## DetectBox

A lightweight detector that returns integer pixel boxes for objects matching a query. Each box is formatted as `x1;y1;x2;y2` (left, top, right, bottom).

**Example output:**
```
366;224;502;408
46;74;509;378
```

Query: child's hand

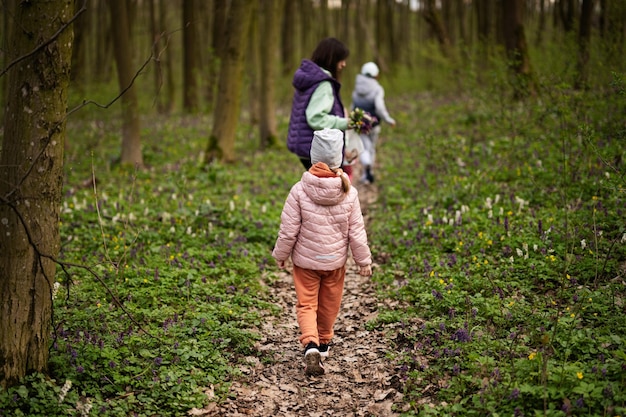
277;260;286;269
358;265;372;276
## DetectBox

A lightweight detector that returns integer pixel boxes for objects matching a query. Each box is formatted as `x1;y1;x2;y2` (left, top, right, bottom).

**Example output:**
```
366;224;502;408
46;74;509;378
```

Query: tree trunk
95;0;113;83
281;0;297;76
575;0;595;90
207;0;230;109
206;0;255;163
502;0;536;98
109;0;143;167
535;0;546;46
160;0;175;113
259;0;282;149
0;0;73;388
423;0;453;59
182;0;199;112
70;0;89;85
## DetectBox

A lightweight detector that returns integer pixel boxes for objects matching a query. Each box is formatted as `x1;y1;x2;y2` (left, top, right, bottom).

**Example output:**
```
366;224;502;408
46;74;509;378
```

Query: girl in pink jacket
272;128;372;376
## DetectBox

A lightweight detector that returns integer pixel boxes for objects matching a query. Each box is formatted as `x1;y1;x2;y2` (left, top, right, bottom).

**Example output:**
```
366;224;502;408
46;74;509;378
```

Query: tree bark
259;0;282;149
281;0;297;76
502;0;536;98
182;0;199;112
94;0;113;83
575;0;595;90
207;0;230;109
423;0;452;59
109;0;143;166
205;0;255;163
0;0;73;388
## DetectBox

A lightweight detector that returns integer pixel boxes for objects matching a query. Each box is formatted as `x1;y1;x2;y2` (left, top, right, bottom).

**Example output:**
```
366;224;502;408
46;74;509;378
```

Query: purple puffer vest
287;60;345;159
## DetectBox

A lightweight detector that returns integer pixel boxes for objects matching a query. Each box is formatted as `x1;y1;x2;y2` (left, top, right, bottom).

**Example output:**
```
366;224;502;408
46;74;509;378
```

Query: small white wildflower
621;233;626;244
516;248;524;257
509;256;515;263
605;172;610;179
499;207;504;216
229;200;235;211
455;210;462;223
598;231;603;237
144;207;149;216
171;193;178;201
58;379;72;403
488;209;493;219
449;219;454;226
461;205;470;213
485;197;493;210
423;208;429;215
245;200;250;209
188;193;194;201
111;213;120;223
442;216;448;224
261;204;267;213
128;213;136;222
52;282;61;299
161;212;171;223
523;243;528;251
169;226;175;233
186;227;192;235
581;239;587;249
427;214;433;223
533;244;538;251
495;194;501;204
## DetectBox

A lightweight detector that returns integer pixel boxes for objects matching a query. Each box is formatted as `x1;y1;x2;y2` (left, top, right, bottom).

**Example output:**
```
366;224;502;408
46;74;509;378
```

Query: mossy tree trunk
182;0;199;113
502;0;537;98
109;0;143;167
259;0;282;149
0;0;74;388
205;0;255;163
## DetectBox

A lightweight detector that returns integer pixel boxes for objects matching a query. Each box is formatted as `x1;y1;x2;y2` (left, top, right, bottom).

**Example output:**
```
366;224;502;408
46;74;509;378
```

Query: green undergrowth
367;73;626;415
1;66;625;417
1;111;304;416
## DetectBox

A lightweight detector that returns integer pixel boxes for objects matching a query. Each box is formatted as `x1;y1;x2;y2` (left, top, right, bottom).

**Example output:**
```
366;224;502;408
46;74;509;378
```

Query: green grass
368;73;626;416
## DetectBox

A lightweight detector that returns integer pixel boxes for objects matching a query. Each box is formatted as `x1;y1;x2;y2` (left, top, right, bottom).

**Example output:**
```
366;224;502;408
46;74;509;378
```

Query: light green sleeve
305;81;349;131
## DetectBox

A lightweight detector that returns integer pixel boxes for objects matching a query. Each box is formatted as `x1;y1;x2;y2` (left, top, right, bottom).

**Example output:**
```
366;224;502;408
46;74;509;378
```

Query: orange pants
292;264;346;347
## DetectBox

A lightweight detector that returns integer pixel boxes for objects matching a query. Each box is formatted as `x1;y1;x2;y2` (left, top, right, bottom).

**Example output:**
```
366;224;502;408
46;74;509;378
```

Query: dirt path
191;180;407;416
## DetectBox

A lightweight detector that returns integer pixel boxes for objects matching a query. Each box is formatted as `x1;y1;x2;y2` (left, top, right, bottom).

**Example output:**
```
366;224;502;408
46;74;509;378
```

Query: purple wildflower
154;357;163;366
576;397;584;408
509;388;520;400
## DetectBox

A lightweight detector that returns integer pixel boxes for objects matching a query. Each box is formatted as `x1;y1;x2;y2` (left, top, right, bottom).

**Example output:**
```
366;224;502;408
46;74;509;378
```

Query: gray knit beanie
310;128;344;169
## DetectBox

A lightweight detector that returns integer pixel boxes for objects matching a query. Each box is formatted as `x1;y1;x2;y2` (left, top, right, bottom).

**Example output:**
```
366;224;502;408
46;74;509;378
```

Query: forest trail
190;177;410;416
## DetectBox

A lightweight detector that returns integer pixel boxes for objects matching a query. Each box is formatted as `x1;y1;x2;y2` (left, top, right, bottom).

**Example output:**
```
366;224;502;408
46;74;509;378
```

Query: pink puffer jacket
272;169;372;271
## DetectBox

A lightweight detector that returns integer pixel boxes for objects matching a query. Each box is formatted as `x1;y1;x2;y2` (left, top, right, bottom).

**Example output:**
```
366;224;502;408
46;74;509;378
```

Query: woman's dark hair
311;37;349;79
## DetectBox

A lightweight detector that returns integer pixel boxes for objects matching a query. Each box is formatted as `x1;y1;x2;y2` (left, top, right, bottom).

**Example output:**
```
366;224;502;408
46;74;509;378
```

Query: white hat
361;62;379;77
310;128;344;169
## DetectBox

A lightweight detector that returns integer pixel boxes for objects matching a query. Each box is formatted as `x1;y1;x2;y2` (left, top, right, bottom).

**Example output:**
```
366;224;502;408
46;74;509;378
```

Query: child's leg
292;265;322;346
317;265;346;344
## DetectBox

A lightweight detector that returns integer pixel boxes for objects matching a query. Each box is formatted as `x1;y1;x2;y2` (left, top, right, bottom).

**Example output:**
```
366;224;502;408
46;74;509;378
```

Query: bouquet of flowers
348;108;377;135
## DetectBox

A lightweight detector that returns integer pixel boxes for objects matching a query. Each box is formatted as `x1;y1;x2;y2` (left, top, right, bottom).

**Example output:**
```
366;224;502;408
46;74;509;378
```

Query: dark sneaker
303;342;325;376
365;167;375;184
318;343;330;358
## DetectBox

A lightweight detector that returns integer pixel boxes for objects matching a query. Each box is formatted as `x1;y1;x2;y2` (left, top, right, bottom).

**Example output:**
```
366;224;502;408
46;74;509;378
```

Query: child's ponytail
332;168;351;193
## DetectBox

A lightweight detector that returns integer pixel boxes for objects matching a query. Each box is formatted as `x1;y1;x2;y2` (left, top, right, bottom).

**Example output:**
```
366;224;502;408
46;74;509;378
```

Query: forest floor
189;169;426;416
